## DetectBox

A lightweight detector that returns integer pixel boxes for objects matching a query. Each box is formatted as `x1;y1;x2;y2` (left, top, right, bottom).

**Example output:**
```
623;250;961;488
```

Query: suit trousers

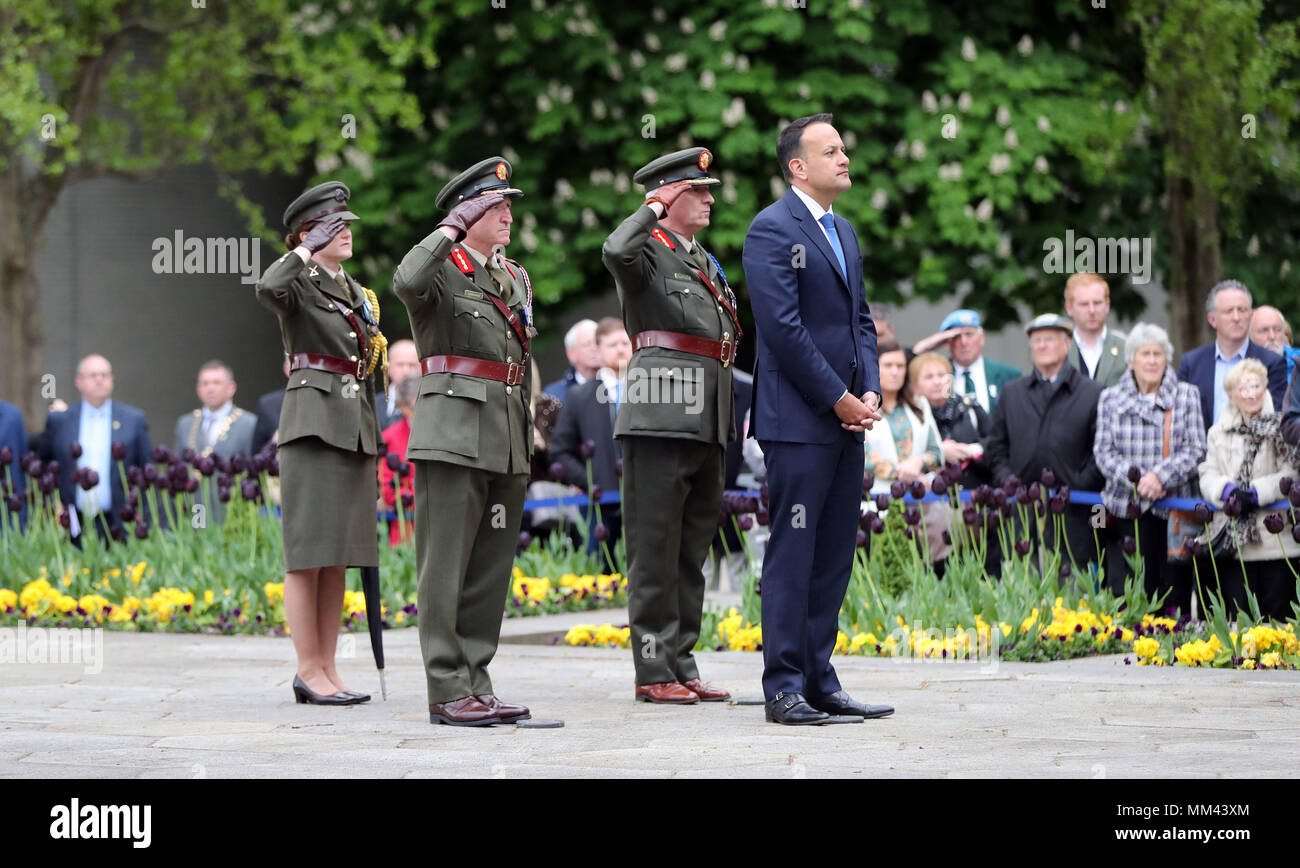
413;459;527;704
622;436;724;685
758;433;864;701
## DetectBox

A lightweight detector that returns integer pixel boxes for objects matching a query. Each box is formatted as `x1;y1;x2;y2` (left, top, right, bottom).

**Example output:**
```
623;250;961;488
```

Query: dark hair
878;339;924;417
198;359;234;381
595;316;626;343
777;113;835;182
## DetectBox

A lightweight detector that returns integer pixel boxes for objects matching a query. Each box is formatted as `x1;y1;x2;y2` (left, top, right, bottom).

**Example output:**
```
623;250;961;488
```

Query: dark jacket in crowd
931;393;993;488
251;389;283;456
985;365;1105;565
548;377;621;495
1177;340;1287;432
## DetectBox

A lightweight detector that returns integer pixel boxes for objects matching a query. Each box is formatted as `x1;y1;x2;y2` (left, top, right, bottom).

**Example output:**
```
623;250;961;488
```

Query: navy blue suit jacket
36;400;151;526
1176;340;1287;430
742;188;880;444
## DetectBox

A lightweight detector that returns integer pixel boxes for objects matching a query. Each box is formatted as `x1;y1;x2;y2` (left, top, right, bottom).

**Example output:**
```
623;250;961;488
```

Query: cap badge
495;162;508;181
698;151;711;171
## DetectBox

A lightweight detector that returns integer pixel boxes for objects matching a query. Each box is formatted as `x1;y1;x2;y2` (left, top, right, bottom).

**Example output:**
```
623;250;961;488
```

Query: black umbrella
359;565;387;699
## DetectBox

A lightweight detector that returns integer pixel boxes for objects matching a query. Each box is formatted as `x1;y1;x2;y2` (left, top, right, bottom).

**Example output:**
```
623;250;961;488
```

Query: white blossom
665;53;686;72
630;51;645;69
1099;204;1111;222
909;139;927;160
681;17;695;34
962;37;977;61
1004;129;1018;150
642;87;658;106
1033;155;1049;173
1037;115;1050;133
736;55;750;72
608;61;623;81
722;97;746;127
1281;260;1291;279
1018;35;1033;56
645;33;660;51
1113;100;1128;114
537;94;552;112
1247;235;1260;257
652;6;666;21
700;69;716;90
922;90;938;113
957;92;972;112
709;21;727;40
975;198;993;222
938;162;962;181
940;94;953;109
900;212;913;228
871;189;888;210
1069;32;1080;51
989;153;1011;175
997;233;1012;258
842;130;857;149
797;82;812;100
996;105;1011;127
581;208;597;229
614;174;630;194
894;139;908;158
548;229;564;244
723;171;738;204
554;179;575;202
592;100;607;120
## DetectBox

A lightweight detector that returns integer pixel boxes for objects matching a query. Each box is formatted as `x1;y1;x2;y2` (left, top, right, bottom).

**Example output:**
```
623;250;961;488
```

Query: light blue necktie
819;213;847;279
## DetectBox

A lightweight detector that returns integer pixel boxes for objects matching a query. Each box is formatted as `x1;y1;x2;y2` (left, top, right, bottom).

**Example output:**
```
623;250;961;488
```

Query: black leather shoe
809;690;893;719
292;675;360;706
765;692;831;725
344;690;371;703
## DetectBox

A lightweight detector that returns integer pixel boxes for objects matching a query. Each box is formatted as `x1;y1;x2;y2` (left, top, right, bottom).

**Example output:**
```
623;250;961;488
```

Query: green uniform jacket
984;358;1022;412
392;231;533;476
255;252;381;455
602;204;737;446
1068;328;1128;390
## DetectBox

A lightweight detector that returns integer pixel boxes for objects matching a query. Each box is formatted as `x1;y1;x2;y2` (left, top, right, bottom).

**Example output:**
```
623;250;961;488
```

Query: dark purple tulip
0;446;10;465
973;484;992;505
6;495;21;512
48;459;63;478
215;455;232;475
890;480;906;499
870;515;886;534
1040;468;1056;488
241;480;260;501
1127;465;1142;484
154;476;172;493
1292;525;1300;544
1189;539;1205;557
756;508;770;527
120;505;136;523
230;455;247;474
1125;502;1140;519
217;473;234;489
1057;484;1070;500
143;464;159;483
1058;562;1072;578
151;445;170;464
744;495;760;513
517;531;532;549
126;491;139;509
1000;502;1015;517
181;448;196;464
1015;487;1032;505
1033;500;1045;517
1222;497;1241;518
185;478;198;493
399;462;412;479
909;479;926;500
58;511;71;528
196;457;215;477
593;523;609;541
862;472;875;492
1290;488;1300;509
615;459;624;478
134;522;150;540
855;529;867;547
125;466;143;487
78;469;99;490
217;487;231;503
738;514;754;531
250;453;268;474
962;506;979;526
1004;475;1020;495
875;493;891;512
1280;477;1293;497
590;485;604;502
385;453;402;472
1049;494;1066;514
579;439;596;459
110;525;127;543
986;512;1001;531
1122;536;1137;556
548;461;565;482
267;458;279;477
992;489;1007;508
400;492;414;509
1015;539;1032;556
1028;482;1041;502
1194;502;1211;523
941;530;952;546
1263;512;1285;534
931;476;948;496
903;526;914;541
39;474;56;495
68;441;83;460
904;506;921;526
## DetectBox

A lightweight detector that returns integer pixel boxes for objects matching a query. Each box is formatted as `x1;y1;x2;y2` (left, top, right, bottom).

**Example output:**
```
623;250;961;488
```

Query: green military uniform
255;181;385;571
392;157;535;706
601;147;740;686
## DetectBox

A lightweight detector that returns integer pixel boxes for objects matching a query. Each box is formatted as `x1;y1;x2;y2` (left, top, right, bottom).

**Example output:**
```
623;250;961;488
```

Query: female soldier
256;182;388;705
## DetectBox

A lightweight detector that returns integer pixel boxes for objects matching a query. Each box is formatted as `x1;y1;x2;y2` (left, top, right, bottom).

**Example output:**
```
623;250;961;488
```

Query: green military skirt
278;436;379;572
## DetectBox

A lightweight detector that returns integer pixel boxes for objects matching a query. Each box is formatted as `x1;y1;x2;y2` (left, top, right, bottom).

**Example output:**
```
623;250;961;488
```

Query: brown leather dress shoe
429;696;498;726
475;694;531;724
635;682;700;704
681;678;730;702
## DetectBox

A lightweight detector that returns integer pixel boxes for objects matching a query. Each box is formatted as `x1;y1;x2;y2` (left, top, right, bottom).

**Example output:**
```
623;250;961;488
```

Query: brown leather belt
290;352;365;378
633;329;737;367
420;354;526;385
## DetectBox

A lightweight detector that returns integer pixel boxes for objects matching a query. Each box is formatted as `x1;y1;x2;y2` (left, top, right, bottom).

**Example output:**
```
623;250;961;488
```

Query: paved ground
2;609;1298;778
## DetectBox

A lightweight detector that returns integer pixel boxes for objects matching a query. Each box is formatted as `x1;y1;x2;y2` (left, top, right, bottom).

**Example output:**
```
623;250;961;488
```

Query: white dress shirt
1075;326;1108;379
76;400;113;513
952;357;992;414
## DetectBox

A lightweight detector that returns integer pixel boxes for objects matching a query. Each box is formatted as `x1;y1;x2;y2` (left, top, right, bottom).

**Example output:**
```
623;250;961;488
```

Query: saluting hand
647;179;695;214
301;215;348;253
438;193;505;241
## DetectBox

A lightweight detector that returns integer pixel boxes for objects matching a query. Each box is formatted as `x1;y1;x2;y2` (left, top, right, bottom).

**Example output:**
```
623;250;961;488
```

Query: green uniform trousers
414;459;527;704
621;435;725;685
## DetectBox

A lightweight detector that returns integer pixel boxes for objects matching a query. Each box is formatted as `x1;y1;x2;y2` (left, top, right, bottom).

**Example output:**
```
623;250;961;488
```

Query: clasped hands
835;391;882;432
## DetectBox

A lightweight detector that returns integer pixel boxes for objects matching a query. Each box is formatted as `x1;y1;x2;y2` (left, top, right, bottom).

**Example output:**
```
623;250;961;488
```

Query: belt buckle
506;361;521;385
719;338;732;368
356;358;366;379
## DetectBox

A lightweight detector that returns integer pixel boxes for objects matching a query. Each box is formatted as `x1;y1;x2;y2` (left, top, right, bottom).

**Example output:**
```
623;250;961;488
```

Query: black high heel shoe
343;690;371;703
292;675;359;705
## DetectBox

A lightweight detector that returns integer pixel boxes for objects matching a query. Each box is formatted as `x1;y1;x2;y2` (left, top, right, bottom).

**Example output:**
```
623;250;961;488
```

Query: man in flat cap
602;146;739;705
985;313;1105;570
393;157;537;726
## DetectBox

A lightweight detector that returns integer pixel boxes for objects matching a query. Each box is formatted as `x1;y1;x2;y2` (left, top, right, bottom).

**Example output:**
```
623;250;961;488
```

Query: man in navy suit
34;354;151;541
743;114;894;725
1176;280;1287;431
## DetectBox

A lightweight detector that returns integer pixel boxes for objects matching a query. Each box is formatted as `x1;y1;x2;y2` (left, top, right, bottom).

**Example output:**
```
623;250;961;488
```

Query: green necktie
487;253;519;306
963;369;976;396
688;243;710;275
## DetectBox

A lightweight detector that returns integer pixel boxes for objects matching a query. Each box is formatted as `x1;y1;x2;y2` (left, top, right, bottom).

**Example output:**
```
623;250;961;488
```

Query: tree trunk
1165;173;1222;356
0;172;45;425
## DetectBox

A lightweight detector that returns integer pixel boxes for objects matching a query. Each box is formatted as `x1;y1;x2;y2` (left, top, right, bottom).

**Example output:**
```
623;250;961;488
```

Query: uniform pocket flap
419;372;489;402
287;368;333;393
664;278;698;296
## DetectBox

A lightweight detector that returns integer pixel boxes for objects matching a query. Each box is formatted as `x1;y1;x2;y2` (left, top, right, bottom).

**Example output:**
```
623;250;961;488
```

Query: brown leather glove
437;193;505;240
300;215;348;253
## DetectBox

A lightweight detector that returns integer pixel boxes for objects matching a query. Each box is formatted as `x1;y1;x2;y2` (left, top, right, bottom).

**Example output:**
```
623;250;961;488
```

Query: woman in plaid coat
1093;323;1206;609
